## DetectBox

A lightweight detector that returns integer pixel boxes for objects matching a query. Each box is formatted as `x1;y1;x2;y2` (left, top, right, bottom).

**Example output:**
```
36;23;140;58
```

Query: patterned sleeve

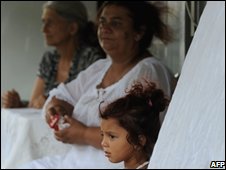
82;47;105;68
37;51;56;80
68;46;105;82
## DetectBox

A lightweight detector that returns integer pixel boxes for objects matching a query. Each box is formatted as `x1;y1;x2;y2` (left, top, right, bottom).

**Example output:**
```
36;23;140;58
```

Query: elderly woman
2;1;104;109
21;1;175;168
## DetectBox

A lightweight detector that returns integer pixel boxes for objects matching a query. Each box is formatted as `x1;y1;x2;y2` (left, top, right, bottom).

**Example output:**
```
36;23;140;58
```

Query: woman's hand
54;115;87;144
54;115;102;149
46;97;102;148
2;89;22;108
45;96;74;124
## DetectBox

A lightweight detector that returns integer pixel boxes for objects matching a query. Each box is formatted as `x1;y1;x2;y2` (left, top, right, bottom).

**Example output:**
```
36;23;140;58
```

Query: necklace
136;161;149;169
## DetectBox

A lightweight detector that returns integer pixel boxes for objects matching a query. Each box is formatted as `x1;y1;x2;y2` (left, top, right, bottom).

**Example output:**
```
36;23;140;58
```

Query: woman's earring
135;35;141;41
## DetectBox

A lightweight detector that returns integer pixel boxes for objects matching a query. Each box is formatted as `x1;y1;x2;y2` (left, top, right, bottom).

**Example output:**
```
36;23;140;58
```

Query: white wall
150;1;186;75
149;1;225;168
1;1;97;102
1;1;184;103
1;1;46;101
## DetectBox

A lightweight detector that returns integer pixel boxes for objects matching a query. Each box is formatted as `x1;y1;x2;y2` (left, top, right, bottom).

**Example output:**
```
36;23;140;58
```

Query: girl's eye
109;135;114;139
109;134;117;140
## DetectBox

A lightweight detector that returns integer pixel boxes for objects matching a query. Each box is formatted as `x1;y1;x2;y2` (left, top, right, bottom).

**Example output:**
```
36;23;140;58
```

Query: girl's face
97;5;139;57
100;118;139;167
41;8;77;47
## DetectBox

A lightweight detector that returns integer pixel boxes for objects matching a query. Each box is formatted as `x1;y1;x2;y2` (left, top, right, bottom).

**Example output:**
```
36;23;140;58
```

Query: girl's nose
101;136;108;147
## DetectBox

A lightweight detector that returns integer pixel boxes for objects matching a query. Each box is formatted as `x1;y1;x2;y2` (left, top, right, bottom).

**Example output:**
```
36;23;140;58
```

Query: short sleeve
67;46;105;83
37;51;57;80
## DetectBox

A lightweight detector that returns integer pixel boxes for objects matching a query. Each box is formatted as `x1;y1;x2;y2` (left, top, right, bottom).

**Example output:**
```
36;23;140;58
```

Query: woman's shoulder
78;46;105;59
136;56;163;69
41;50;59;62
139;56;162;64
85;58;110;72
38;50;58;68
138;56;173;71
74;58;110;84
134;56;173;76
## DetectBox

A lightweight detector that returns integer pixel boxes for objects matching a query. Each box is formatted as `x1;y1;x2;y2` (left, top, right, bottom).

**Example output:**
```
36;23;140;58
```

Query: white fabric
43;57;174;124
20;57;175;169
1;108;71;169
149;1;225;169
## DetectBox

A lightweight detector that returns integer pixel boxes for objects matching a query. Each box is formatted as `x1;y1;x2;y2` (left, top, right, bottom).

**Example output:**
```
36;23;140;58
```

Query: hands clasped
46;97;87;144
53;115;87;144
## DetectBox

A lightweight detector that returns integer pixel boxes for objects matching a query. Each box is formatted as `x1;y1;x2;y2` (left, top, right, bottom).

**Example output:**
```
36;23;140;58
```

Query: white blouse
26;57;174;169
45;57;174;126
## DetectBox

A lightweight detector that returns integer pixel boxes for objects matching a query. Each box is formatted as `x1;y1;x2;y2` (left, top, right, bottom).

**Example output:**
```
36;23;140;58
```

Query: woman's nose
99;23;112;33
42;24;47;33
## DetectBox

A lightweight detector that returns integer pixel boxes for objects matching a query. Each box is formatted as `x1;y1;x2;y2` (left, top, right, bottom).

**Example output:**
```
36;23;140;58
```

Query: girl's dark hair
97;1;173;54
99;81;169;158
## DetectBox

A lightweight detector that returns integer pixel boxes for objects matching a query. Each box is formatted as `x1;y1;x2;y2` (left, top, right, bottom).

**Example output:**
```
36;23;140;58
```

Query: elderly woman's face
97;5;139;55
41;8;77;47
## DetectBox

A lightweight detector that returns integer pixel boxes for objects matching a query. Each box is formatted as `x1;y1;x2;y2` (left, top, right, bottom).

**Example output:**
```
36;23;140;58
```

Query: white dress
21;57;174;169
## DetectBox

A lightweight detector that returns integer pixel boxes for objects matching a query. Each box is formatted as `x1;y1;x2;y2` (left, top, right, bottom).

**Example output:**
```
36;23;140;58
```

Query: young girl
100;81;169;169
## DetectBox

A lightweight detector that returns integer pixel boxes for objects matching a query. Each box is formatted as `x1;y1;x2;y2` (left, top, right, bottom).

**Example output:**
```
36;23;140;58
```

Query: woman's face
41;8;77;47
97;5;139;56
100;118;138;166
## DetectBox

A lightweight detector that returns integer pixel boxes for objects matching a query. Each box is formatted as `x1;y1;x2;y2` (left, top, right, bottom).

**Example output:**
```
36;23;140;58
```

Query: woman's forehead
100;5;132;20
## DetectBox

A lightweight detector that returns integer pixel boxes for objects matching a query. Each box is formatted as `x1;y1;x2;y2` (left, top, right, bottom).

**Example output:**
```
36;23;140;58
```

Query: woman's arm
83;126;102;149
28;77;46;108
2;77;46;108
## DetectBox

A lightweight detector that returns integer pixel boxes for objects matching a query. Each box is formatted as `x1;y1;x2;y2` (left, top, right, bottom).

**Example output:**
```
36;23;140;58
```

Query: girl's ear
134;135;147;151
139;135;147;146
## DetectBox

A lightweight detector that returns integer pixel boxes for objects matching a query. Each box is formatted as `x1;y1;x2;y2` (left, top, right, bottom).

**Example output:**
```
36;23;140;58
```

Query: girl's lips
104;151;111;157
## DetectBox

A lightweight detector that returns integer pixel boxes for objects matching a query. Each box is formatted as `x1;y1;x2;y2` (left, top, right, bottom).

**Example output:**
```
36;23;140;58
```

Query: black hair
97;1;173;55
99;81;169;158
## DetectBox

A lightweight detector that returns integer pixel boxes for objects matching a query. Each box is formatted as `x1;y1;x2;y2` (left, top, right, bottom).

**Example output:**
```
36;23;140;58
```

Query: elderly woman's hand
54;115;87;144
2;89;23;108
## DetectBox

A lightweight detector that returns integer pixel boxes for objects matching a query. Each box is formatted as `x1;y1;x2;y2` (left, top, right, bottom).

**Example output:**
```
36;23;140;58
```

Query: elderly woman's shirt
37;46;104;97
